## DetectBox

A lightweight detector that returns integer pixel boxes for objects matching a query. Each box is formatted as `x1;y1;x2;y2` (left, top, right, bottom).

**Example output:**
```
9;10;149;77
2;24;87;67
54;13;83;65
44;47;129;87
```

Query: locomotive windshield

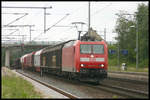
80;44;104;54
80;44;91;54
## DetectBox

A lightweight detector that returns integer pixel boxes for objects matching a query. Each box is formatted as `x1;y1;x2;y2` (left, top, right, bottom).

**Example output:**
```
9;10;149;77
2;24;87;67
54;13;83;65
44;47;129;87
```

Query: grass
112;95;119;99
2;70;43;98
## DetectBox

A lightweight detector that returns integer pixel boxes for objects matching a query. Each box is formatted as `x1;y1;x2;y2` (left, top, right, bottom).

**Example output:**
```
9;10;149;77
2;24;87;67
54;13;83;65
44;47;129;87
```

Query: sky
2;1;149;43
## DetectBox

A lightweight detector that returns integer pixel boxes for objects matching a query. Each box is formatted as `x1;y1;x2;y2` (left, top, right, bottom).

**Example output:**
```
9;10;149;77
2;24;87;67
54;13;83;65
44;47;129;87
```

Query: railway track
15;70;78;99
10;68;148;98
97;83;148;98
109;71;148;76
108;71;148;85
81;80;148;98
107;76;148;85
98;73;148;98
80;73;148;98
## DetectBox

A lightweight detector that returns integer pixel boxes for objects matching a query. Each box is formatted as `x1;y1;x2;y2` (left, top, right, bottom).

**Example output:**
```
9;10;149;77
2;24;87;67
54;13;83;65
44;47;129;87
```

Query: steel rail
8;67;148;98
108;71;148;76
102;84;148;96
107;76;148;85
16;70;78;99
81;82;148;98
98;83;148;98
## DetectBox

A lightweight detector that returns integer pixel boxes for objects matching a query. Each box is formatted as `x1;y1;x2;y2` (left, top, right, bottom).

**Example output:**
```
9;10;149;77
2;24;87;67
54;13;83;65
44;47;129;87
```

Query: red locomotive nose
75;40;108;72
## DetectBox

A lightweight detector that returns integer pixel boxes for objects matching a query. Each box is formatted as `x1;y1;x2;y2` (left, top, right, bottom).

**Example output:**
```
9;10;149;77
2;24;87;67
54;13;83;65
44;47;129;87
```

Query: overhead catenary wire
6;29;19;36
91;3;112;16
82;3;112;23
46;13;70;32
2;6;52;42
32;13;70;41
2;13;28;15
2;28;15;30
2;25;34;42
57;24;75;36
3;13;28;27
2;6;52;9
2;30;19;41
51;5;87;40
34;24;75;42
2;3;112;43
2;4;87;43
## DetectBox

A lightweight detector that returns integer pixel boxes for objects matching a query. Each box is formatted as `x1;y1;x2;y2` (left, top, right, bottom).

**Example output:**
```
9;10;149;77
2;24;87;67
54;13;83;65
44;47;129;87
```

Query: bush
108;58;118;66
139;59;149;68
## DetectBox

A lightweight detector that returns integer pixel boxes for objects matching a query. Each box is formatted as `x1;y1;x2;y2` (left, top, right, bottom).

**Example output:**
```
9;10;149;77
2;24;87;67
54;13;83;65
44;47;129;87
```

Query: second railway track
96;83;148;98
109;71;148;76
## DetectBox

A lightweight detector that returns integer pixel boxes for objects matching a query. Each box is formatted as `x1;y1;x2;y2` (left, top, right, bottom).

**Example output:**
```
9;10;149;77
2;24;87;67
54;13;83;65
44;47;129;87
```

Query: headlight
101;64;104;67
81;64;84;67
81;64;85;67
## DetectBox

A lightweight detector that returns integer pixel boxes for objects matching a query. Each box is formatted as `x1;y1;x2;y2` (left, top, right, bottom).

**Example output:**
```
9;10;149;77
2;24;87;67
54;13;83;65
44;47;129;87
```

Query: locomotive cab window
80;44;104;54
93;44;104;54
80;44;92;54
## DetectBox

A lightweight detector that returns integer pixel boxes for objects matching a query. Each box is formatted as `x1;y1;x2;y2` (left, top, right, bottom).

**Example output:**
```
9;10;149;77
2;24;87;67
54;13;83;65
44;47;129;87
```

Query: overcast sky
2;1;148;43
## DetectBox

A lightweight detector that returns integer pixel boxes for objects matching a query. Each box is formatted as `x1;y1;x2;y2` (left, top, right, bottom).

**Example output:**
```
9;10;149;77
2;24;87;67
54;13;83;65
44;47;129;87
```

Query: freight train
18;39;108;83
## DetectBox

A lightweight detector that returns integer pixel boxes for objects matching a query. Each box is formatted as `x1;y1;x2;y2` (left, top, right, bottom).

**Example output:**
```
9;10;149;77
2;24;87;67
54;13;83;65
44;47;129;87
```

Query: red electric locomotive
20;39;108;83
62;40;108;82
20;28;108;83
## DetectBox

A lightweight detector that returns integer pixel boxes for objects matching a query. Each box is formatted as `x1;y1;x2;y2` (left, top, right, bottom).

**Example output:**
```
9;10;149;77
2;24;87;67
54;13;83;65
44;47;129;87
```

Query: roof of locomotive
75;40;108;48
76;40;106;44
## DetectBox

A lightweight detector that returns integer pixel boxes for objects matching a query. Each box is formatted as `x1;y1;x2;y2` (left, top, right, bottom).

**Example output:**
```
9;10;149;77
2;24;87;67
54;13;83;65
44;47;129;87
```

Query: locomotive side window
93;44;104;54
80;44;92;54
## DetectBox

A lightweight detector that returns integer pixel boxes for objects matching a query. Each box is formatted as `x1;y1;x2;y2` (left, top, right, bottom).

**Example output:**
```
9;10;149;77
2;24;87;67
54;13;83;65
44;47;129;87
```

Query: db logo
90;58;95;61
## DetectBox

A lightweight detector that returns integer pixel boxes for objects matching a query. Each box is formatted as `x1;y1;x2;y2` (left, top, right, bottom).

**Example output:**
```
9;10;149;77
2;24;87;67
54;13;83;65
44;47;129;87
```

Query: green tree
115;10;136;64
114;3;149;68
135;3;149;67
